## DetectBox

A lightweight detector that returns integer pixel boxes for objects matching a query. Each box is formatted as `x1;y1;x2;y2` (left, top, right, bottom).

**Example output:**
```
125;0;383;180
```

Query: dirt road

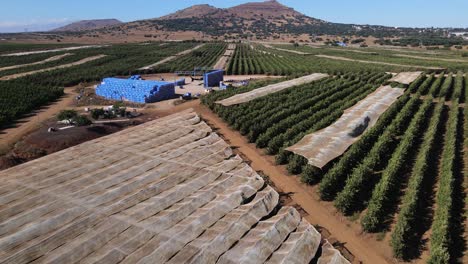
0;53;72;72
1;45;107;56
316;54;445;71
263;44;311;55
0;88;77;153
328;48;377;54
213;44;236;70
139;44;205;70
395;53;468;63
0;55;107;80
194;104;393;264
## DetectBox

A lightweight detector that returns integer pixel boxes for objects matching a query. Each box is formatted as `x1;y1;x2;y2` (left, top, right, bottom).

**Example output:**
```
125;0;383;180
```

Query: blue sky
1;0;467;32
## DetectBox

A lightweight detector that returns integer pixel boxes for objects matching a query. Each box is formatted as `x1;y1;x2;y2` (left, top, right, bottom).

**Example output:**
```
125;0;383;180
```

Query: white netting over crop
287;86;405;169
0;109;348;264
216;73;329;106
389;72;423;85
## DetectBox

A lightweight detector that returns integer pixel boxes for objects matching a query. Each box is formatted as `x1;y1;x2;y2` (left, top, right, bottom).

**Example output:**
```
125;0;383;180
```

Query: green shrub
91;108;105;120
57;110;78;121
74;115;92;126
301;165;322;184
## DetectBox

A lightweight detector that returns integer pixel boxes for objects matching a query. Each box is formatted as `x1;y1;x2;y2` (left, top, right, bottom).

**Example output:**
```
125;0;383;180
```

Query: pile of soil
73;86;145;108
0;120;140;171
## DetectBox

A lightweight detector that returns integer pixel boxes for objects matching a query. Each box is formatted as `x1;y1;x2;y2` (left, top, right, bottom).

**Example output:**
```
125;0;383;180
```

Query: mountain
52;19;122;32
226;0;303;18
115;0;327;40
24;0;451;43
160;0;310;21
160;4;219;20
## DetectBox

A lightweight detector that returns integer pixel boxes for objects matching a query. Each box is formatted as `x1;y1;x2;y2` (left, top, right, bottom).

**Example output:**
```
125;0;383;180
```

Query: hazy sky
1;0;467;32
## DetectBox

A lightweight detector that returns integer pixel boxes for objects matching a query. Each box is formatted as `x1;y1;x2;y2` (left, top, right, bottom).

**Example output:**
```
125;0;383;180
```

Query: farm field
0;43;88;55
0;53;72;71
139;43;206;70
0;41;431;130
0;42;196;127
217;73;329;106
2;0;468;263
1;40;468;263
153;43;227;72
0;110;350;263
202;71;467;263
225;43;468;76
274;44;468;72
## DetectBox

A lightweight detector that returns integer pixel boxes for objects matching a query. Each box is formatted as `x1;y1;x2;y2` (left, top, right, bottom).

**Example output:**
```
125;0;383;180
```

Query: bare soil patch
0;121;132;170
0;87;77;154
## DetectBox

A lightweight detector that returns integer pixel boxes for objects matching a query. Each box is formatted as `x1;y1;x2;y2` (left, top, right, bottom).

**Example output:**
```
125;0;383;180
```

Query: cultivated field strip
0;42;194;127
205;73;392;165
315;55;445;71
286;85;405;168
0;54;107;81
0;110;348;264
0;45;108;57
204;72;467;262
154;43;227;72
0;53;72;72
216;73;329;106
139;44;205;70
395;53;468;63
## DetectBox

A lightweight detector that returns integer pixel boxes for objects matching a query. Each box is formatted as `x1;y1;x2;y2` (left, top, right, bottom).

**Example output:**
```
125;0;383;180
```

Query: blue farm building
204;70;224;88
96;76;175;103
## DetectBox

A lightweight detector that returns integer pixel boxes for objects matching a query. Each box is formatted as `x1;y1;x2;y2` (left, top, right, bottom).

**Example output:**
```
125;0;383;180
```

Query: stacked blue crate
96;77;175;103
129;75;142;80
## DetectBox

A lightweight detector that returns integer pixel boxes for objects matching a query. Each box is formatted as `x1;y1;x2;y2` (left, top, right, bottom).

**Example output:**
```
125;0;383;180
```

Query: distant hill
11;0;463;43
159;4;219;20
111;0;423;40
52;19;122;32
119;0;329;39
159;0;316;21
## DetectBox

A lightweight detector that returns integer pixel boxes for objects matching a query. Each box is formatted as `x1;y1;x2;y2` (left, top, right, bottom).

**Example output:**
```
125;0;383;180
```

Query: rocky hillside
117;0;326;39
227;0;306;19
52;19;122;32
46;0;440;42
159;4;219;20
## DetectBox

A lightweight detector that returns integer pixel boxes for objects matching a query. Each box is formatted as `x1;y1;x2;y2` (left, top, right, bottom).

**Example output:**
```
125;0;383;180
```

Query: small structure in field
96;76;175;103
204;70;224;88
